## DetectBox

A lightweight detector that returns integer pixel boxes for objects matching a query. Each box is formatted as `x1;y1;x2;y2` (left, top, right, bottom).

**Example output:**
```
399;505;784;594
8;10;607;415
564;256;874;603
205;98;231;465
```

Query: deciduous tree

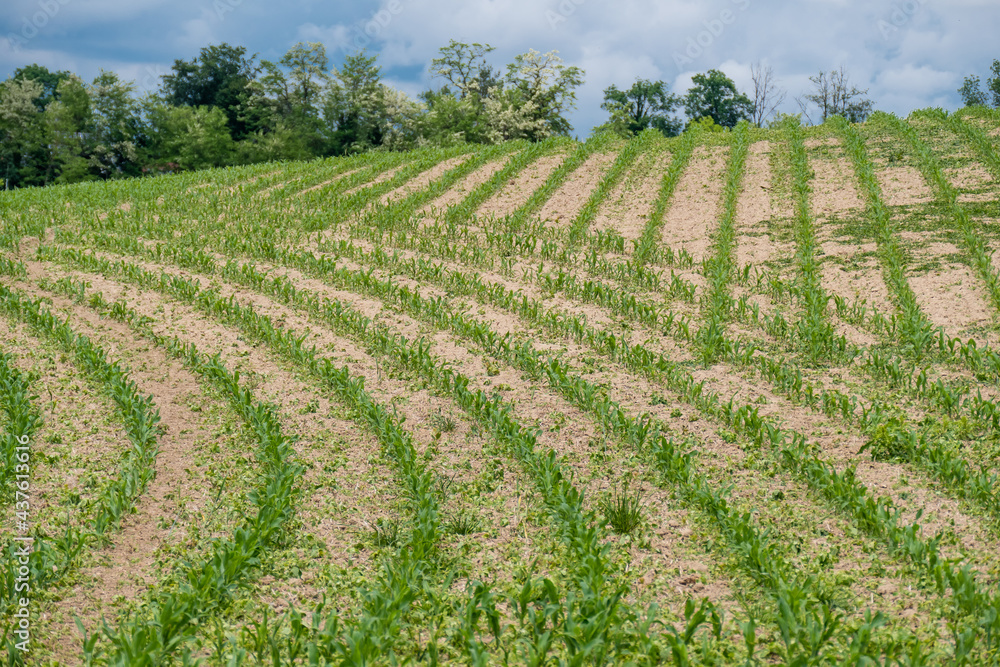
160;43;257;139
749;61;786;127
800;66;873;123
600;78;681;137
683;69;752;128
958;60;1000;108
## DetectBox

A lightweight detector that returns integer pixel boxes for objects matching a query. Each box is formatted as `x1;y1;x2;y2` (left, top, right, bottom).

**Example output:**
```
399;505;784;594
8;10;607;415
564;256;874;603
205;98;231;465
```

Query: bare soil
660;145;729;262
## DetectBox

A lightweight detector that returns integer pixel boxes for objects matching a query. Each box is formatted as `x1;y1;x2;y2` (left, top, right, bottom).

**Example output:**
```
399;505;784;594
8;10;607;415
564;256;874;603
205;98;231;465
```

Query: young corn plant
877;110;1000;317
631;128;698;265
696;120;750;365
830;114;938;359
58;241;918;661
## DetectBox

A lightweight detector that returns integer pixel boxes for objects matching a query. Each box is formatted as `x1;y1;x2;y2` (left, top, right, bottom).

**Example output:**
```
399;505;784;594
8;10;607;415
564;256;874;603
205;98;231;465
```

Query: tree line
0;40;878;188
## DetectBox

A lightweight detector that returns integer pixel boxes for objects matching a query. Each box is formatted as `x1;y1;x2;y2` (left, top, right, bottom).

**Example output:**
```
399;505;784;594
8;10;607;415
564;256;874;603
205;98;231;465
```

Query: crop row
0;272;162;618
60;218;1000;531
877;110;1000;316
697;122;748;365
32;278;452;665
36;248;698;662
179;240;1000;663
41;241;927;662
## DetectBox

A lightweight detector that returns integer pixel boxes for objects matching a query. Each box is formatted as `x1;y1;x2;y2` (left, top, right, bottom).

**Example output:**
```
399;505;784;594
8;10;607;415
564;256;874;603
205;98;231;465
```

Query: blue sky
1;0;997;137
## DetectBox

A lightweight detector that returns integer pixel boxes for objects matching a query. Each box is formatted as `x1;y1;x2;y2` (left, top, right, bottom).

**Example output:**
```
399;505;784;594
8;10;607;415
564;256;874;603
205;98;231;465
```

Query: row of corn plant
0;351;41;503
21;286;305;664
81;220;1000;497
937;110;1000;179
782;118;843;362
62;227;1000;536
354;143;522;233
830;115;939;358
47;211;984;660
69;241;943;662
0;276;161;591
877;110;1000;315
38;281;450;665
696;121;750;365
37;272;472;663
38;244;738;662
191;241;1000;662
441;137;569;226
565;129;660;247
293;144;479;232
631;128;699;265
262;149;396;204
956;105;1000;129
504;131;617;228
0;344;46;634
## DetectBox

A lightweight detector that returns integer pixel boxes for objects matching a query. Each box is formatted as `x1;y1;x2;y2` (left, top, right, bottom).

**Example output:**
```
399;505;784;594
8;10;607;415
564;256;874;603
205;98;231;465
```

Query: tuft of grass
600;479;644;535
428;410;456;433
371;518;400;547
446;511;481;535
859;421;910;463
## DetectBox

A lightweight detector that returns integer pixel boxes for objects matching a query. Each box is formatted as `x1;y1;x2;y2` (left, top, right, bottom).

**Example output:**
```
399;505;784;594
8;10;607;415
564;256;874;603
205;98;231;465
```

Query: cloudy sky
1;0;996;136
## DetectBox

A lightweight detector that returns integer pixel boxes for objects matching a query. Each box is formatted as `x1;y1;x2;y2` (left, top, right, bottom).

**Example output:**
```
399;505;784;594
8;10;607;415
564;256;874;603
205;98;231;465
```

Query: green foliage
11;64;72;111
683;69;753;128
958;60;1000;108
143;104;235;170
599;480;644;535
159;43;257;139
600;78;681;137
0;77;46;187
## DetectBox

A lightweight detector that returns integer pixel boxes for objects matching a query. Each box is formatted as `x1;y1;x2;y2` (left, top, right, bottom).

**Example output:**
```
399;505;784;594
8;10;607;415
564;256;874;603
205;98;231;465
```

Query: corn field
3;109;1000;665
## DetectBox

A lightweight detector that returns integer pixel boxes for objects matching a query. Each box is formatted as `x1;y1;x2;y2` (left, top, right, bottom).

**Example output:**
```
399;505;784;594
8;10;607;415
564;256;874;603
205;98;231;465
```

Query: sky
1;0;997;137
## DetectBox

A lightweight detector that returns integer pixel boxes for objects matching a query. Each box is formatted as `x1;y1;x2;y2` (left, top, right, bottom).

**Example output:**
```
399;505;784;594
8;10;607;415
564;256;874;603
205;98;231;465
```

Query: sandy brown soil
343;164;404;196
381;155;468;205
477;153;567;218
817;239;894;316
735;140;794;268
592;151;671;242
297;167;362;196
419;155;513;215
255;177;302;199
807;139;864;216
876;166;933;206
537;151;617;227
948;164;996;203
660;145;729;262
908;259;995;336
